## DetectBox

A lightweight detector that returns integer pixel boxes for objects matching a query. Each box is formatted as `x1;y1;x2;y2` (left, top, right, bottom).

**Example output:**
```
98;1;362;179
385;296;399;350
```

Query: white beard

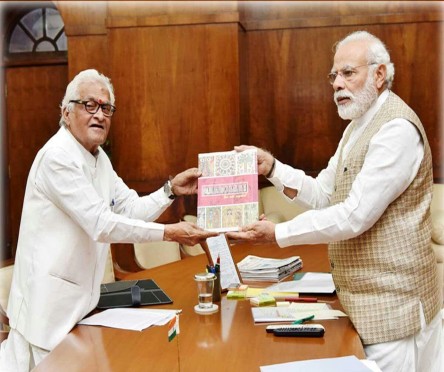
334;74;378;120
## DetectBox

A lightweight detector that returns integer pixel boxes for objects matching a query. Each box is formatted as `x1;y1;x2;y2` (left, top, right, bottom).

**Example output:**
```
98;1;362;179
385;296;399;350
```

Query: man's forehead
333;40;369;68
78;82;110;101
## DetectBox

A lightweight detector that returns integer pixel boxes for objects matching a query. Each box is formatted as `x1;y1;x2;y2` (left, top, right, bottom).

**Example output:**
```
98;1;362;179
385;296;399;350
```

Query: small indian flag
168;314;180;342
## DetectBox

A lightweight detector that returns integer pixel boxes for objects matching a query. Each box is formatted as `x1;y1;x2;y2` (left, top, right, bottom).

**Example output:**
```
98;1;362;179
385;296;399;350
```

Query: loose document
260;355;382;372
267;272;335;293
78;308;178;331
251;302;347;323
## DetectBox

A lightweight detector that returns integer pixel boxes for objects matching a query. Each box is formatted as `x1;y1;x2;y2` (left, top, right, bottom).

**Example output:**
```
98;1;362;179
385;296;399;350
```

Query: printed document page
206;234;241;290
78;308;178;331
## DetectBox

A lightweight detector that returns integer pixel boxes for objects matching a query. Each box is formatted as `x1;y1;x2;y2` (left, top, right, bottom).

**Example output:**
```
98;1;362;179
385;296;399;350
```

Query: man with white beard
227;31;442;372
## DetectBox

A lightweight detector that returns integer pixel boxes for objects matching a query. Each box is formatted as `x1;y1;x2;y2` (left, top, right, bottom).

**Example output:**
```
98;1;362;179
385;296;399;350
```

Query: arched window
9;7;67;53
3;4;67;65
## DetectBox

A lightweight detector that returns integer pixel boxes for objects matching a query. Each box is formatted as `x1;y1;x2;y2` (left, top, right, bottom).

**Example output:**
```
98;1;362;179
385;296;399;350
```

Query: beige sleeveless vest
329;91;441;345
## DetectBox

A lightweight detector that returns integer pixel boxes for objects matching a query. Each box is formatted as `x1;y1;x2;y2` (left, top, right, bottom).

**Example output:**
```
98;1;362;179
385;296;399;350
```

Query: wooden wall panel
240;3;443;181
378;22;442;180
106;1;238;18
66;35;109;78
56;1;109;80
239;1;442;26
55;1;107;36
243;27;344;175
108;22;241;212
5;65;68;256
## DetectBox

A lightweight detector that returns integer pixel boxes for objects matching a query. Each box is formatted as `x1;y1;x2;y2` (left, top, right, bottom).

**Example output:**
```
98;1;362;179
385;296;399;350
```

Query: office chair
133;241;182;269
102;248;116;284
0;260;13;340
181;215;205;256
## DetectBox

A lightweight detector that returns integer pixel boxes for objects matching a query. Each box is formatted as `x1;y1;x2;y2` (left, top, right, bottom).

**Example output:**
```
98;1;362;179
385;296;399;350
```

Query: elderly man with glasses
228;31;442;372
0;69;217;371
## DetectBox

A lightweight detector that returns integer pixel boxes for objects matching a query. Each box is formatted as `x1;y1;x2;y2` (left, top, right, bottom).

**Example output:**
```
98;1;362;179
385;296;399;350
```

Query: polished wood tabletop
35;242;365;372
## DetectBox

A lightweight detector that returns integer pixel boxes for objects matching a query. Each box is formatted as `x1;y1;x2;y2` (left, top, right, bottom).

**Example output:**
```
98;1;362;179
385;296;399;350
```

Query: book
197;149;258;232
237;255;303;283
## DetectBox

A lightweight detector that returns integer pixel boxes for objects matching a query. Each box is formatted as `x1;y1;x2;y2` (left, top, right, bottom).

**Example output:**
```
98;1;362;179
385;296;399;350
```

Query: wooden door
5;65;68;258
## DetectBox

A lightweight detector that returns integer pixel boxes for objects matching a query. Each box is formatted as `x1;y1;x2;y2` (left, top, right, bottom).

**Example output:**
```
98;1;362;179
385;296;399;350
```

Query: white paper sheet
260;355;373;372
78;308;178;331
206;234;241;289
251;303;347;323
267;272;335;293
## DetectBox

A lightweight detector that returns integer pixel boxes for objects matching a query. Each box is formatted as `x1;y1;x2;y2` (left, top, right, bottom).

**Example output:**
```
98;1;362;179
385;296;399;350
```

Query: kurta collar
61;126;100;167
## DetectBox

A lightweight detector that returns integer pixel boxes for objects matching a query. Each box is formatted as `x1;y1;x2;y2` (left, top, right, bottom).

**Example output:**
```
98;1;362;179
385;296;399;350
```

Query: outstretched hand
170;168;201;196
234;145;275;177
164;221;218;246
226;220;276;243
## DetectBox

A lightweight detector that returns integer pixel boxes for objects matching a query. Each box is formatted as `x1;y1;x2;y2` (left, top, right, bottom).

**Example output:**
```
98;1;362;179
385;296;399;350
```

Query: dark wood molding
106;11;240;29
241;11;443;31
2;52;67;68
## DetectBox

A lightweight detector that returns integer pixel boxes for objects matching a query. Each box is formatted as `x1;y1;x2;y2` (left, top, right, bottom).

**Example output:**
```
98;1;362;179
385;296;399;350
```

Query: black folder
97;279;173;309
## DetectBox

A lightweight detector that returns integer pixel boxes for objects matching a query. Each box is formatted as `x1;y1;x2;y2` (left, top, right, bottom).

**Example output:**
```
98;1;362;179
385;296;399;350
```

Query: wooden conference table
35;242;365;372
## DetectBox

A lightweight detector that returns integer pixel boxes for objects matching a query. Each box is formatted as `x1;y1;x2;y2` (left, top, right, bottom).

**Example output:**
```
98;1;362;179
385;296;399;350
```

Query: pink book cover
197;149;258;232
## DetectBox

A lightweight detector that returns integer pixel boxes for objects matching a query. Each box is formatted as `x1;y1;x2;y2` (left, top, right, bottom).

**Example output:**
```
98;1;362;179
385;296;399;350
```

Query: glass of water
194;272;216;309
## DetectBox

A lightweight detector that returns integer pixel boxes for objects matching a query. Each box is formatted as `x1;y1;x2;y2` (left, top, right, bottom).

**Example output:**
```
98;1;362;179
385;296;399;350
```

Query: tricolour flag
168;314;180;342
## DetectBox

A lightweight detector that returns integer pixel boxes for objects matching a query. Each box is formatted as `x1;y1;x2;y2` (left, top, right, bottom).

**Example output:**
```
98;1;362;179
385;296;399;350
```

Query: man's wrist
163;179;176;200
266;158;276;178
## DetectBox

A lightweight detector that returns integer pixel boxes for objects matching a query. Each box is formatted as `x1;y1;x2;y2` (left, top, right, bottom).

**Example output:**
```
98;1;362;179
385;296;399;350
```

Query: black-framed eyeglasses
327;63;377;85
69;99;116;117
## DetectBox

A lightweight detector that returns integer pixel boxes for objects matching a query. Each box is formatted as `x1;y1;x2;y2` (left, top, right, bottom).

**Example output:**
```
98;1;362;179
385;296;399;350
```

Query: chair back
133;241;181;269
259;186;307;223
181;215;205;256
0;263;14;315
102;248;116;284
0;262;14;333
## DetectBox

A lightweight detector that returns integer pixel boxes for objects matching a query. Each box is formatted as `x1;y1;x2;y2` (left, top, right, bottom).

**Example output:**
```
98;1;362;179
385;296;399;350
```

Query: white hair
59;69;115;127
335;31;395;90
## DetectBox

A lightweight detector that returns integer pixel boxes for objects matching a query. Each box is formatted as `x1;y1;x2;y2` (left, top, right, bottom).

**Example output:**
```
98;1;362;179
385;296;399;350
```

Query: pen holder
213;273;221;302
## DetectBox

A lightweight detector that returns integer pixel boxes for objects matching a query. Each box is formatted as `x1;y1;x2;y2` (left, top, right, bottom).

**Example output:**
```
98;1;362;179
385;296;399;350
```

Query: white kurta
269;90;424;247
8;126;173;350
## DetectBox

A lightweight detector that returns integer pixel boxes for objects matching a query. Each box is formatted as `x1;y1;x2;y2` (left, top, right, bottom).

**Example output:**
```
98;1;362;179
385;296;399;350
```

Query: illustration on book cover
197;149;258;232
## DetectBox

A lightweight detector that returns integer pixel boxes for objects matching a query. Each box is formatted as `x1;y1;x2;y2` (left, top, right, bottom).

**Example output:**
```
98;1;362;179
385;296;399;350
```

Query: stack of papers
78;308;179;331
267;272;335;293
237;255;303;282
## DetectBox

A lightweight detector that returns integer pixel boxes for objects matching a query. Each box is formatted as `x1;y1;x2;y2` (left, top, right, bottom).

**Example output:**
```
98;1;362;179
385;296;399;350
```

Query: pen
206;265;216;274
215;255;220;272
215;255;220;271
284;297;318;303
292;314;315;324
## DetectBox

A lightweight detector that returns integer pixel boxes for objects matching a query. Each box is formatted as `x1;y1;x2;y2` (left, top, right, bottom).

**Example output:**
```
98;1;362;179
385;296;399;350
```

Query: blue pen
292;314;315;324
